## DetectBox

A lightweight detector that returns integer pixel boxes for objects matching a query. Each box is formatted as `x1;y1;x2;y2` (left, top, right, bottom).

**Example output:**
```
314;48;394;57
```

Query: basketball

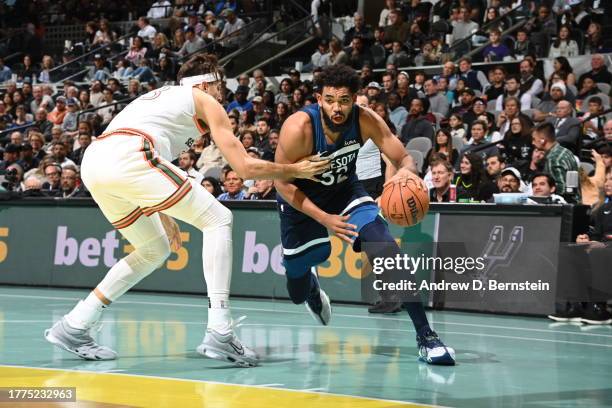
380;178;430;227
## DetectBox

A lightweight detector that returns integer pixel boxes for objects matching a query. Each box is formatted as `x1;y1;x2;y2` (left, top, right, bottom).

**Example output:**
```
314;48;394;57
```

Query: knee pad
125;233;171;275
283;243;331;279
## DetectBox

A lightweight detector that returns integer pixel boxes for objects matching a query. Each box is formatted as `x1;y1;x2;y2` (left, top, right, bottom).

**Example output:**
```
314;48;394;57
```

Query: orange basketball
380;178;430;227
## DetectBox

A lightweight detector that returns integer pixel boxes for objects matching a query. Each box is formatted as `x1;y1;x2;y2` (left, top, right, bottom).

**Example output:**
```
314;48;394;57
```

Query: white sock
65;291;106;330
207;302;231;331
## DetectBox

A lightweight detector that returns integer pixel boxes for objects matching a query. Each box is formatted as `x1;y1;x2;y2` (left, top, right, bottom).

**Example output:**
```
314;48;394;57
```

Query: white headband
180;73;221;86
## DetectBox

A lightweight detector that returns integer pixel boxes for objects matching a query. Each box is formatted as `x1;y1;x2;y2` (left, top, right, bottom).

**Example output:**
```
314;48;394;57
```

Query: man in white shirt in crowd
137;17;157;42
219;9;245;49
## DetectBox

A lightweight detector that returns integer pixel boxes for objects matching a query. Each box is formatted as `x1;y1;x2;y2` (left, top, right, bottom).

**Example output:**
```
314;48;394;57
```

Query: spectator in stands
218;167;246;200
17;143;39;174
147;0;172;19
424;79;450;118
454;152;488;202
55;166;88;198
344;13;373;46
249;179;276;200
239;130;256;150
0;143;20;171
369;27;387;68
533;82;567;122
47;96;67;126
50;141;76;168
147;33;170;61
92;19;117;46
519;59;544;98
501;115;533;166
365;81;381;102
95;89;116;124
576;75;601;102
137;17;157;42
384;9;410;47
386;41;410;68
309;39;329;70
186;12;205;36
261;128;279;162
457;58;489;92
497;96;532;135
201;176;223;198
401;98;434;144
579;54;612;87
177;150;202;183
0;57;12;83
127;79;142;98
323;37;349;66
37;56;54;83
463;97;492;130
548;25;579;58
485;153;506;181
532;122;578;194
17;55;37;82
128;58;155;83
89;54;112;82
396;71;419;109
461;120;498;161
175;26;205;58
482;29;511;62
429;159;454;202
28;131;46;161
346;36;373;70
12;105;32;128
425;129;459;172
513;29;535;60
551;57;577;88
580;97;606;140
89;80;104;107
385;92;406;134
530;172;566;203
548;100;581;153
584;22;607;55
274;79;293;105
170;27;186;53
226;85;252;114
219;9;245;50
452;7;479;45
70;132;91;166
451;87;475;117
126;36;148;66
379;0;396;27
41;163;61;192
495;74;531;112
494;167;522;195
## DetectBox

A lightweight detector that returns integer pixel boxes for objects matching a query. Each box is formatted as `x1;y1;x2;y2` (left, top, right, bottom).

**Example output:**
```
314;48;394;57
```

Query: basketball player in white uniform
44;55;329;367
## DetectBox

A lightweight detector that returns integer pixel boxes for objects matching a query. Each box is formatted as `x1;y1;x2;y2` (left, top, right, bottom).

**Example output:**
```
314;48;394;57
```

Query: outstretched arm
193;89;328;180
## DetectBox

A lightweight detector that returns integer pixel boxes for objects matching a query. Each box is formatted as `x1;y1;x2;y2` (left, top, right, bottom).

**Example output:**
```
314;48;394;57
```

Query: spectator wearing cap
88;54;112;82
176;27;205;58
497;167;523;194
147;0;172;19
424;78;450;117
457;57;489;92
137;17;157;42
0;144;21;171
47;97;68;126
344;13;373;47
251;96;266;122
366;82;382;101
219;8;245;50
61;98;79;133
532;122;578;195
401;98;434;145
226;85;253;113
533;82;567;122
17;143;39;173
451;87;475;117
386;41;410;67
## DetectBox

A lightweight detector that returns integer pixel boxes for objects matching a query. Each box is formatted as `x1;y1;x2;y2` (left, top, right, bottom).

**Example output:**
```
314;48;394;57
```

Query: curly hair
316;64;361;94
177;53;222;82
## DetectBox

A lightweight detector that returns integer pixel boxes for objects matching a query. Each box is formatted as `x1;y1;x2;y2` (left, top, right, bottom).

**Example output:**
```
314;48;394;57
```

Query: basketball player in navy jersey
275;65;455;365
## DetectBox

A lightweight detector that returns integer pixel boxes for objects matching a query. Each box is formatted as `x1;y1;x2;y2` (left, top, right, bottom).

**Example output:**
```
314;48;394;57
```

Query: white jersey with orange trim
104;85;205;161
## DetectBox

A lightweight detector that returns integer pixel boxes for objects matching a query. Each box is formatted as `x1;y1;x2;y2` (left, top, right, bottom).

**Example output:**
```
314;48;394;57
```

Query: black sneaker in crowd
581;303;612;325
547;302;583;322
368;301;402;314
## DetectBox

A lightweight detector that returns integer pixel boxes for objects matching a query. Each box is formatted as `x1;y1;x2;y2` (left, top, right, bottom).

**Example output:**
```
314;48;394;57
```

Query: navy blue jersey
278;104;363;204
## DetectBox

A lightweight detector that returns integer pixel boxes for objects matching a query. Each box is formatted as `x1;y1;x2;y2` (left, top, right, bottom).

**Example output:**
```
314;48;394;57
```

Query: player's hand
290;154;331;181
160;214;182;251
320;213;358;244
384;169;427;191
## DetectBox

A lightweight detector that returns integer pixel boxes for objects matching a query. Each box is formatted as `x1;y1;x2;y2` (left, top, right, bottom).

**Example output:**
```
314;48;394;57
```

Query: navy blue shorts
277;181;380;260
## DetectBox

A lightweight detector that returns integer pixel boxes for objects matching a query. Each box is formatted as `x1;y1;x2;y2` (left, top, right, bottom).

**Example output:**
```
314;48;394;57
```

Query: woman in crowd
240;129;256;150
500;115;533;167
17;54;38;81
274;102;290;129
147;33;170;61
38;55;55;83
580;149;607;208
275;79;293;105
548;25;579;58
291;88;305;112
552;56;577;87
372;102;397;135
92;19;117;47
424;128;459;174
126;36;147;66
201;176;223;198
449;113;467;143
454;152;489;202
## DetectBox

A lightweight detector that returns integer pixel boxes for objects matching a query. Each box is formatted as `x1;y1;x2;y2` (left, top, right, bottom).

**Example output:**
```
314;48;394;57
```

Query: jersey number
319;166;348;186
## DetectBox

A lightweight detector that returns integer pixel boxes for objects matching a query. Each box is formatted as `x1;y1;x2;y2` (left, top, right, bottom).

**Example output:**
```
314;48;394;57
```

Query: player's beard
321;107;353;134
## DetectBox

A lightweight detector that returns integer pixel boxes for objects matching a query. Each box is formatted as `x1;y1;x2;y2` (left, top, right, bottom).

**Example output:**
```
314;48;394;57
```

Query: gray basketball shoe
44;317;117;361
197;317;259;367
